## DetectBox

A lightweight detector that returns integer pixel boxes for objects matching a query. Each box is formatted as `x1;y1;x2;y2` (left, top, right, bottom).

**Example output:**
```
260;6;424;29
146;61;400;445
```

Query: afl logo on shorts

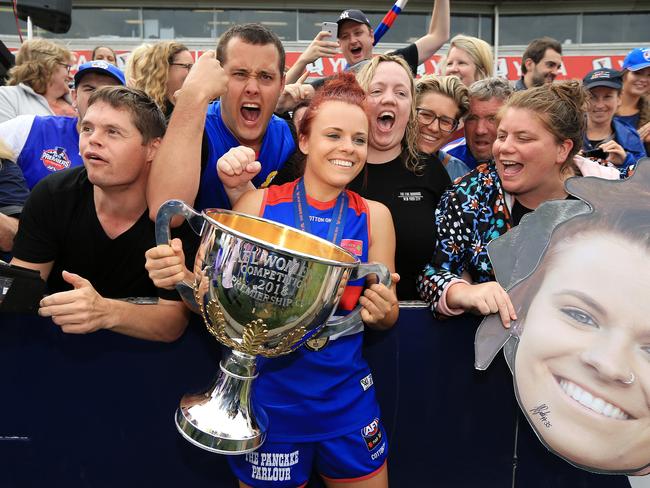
361;418;382;451
41;147;72;172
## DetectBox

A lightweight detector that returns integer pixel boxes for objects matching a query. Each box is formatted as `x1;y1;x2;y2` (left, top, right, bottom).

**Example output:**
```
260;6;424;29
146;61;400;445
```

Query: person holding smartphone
337;1;450;76
582;68;646;169
284;24;341;85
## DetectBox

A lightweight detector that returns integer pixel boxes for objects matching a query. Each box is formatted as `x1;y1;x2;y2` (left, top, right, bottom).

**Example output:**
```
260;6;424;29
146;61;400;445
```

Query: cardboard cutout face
475;159;650;475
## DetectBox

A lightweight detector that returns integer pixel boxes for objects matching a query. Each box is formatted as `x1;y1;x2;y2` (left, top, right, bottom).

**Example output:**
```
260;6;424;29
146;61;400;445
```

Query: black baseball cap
582;68;623;90
337;9;372;30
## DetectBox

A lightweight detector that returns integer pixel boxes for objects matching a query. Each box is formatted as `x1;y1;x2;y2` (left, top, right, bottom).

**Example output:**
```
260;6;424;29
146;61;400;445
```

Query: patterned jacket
417;162;512;312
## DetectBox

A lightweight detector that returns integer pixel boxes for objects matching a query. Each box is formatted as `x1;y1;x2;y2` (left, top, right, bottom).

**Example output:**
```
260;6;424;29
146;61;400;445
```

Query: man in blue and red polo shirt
0;60;125;189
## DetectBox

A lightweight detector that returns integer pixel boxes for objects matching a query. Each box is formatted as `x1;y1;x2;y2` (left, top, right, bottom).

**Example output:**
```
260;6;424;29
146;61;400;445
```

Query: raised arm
146;51;228;220
414;0;451;65
285;31;339;85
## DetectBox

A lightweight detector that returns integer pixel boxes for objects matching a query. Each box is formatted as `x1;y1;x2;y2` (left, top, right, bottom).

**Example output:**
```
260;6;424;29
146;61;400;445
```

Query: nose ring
622;372;635;385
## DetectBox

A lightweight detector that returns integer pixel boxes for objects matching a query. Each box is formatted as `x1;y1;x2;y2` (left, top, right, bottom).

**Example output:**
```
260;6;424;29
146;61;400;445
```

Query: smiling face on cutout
512;231;650;474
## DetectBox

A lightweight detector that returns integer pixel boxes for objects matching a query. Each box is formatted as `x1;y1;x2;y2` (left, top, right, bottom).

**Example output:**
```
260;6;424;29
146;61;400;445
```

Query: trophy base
174;350;268;455
175;407;266;455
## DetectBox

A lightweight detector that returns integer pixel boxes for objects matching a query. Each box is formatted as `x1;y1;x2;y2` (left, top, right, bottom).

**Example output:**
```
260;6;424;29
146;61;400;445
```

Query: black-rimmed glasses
169;62;194;70
56;62;72;73
416;108;459;133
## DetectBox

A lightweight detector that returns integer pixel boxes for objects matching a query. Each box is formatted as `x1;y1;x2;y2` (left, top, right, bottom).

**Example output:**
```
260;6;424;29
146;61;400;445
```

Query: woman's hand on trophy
38;270;111;333
145;238;191;290
217;146;262;206
359;273;400;330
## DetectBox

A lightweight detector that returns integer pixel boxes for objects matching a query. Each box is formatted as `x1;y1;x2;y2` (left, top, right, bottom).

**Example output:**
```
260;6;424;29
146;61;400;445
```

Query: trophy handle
324;262;392;333
155;199;205;306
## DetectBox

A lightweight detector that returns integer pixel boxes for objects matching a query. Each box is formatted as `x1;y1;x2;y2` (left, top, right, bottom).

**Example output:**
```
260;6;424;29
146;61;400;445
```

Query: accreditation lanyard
293;178;348;246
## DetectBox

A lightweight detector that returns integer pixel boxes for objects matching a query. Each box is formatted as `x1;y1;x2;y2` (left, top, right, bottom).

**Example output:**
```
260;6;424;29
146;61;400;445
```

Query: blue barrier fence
0;306;631;487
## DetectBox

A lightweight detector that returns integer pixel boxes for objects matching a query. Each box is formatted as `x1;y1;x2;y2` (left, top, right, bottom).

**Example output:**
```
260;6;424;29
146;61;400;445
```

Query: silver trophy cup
156;200;390;455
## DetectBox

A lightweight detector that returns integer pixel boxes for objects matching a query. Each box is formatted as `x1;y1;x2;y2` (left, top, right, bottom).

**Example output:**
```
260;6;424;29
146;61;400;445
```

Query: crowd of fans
0;0;649;485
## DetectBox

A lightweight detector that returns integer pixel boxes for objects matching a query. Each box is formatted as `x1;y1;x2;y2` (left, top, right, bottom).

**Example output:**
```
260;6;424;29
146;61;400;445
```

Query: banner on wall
18;48;626;81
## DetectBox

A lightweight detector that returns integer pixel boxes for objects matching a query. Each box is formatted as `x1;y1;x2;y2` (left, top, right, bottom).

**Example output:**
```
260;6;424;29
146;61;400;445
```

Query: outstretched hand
39;271;111;334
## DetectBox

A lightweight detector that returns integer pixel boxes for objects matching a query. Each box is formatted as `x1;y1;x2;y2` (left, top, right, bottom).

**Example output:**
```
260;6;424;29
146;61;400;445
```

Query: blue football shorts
228;417;389;487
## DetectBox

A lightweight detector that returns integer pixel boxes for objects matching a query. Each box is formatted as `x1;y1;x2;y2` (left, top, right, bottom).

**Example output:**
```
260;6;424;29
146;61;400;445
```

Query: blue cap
74;60;125;87
622;47;650;72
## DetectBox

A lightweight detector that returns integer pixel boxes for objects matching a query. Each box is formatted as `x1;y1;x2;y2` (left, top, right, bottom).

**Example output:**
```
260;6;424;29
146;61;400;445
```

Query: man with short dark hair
11;86;190;342
147;23;296;215
443;77;513;168
515;37;563;91
0;60;125;189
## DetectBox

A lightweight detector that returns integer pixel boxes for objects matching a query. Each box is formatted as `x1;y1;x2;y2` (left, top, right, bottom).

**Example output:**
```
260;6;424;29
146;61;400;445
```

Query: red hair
299;72;368;139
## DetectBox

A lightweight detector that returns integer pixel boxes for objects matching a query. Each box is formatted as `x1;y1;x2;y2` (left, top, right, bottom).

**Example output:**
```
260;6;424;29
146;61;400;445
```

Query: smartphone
321;22;338;39
583;147;608;160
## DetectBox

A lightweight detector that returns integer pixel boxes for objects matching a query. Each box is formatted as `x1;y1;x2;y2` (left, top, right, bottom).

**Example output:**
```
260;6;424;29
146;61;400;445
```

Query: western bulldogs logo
41;147;72;172
361;418;382;451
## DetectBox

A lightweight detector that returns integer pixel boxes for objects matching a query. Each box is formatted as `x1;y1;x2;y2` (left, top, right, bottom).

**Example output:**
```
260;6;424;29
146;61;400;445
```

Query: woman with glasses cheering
0;38;76;123
415;75;471;180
